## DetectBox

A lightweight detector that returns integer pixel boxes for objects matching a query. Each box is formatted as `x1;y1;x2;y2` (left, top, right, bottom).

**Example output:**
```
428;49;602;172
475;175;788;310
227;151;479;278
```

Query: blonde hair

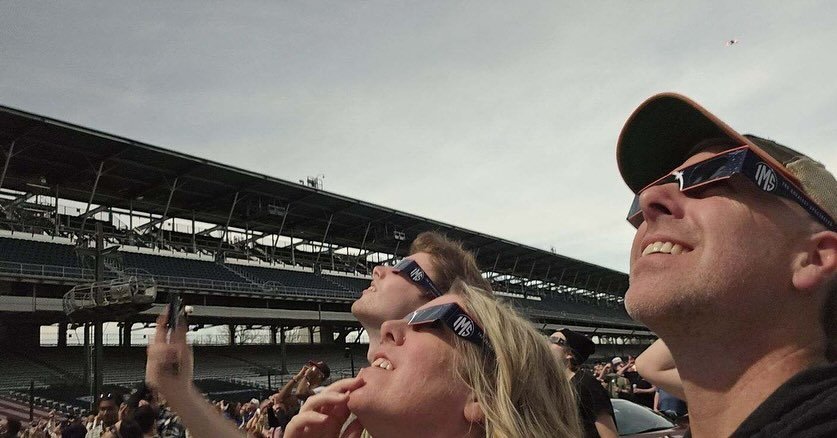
451;281;582;438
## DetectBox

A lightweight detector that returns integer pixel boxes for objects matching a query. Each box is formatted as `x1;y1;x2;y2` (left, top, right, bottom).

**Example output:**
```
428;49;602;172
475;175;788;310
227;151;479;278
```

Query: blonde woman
285;281;582;438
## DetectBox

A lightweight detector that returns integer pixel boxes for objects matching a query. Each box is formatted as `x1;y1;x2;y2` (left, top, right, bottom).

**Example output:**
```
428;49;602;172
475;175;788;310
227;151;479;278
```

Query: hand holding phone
167;294;183;333
165;294;184;375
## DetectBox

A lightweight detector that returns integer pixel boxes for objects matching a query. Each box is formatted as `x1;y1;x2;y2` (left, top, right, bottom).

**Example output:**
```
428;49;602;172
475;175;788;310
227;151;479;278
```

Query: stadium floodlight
63;275;157;321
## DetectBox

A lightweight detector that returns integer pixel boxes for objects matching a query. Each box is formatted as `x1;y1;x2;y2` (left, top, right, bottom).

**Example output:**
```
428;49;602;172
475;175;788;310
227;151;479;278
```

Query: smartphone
165;294;183;374
167;293;182;331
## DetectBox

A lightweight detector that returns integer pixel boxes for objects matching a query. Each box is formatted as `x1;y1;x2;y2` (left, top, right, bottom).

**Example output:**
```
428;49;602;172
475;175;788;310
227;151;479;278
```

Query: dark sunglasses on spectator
627;146;836;231
392;258;444;298
405;302;490;349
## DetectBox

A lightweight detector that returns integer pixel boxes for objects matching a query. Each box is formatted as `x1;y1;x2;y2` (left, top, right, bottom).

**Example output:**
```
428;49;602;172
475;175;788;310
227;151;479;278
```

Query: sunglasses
99;393;119;402
405;302;490;349
392;258;444;298
627;146;836;231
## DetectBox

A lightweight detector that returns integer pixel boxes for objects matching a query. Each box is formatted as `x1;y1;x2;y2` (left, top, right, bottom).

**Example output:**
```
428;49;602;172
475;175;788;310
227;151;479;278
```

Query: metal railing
0;260;92;281
263;281;357;300
523;308;639;327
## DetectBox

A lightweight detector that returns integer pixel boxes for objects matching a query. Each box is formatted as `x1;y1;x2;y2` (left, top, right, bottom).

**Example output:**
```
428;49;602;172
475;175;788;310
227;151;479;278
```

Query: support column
269;326;278;345
319;323;335;344
83;323;90;389
307;326;315;344
228;324;236;346
280;326;288;374
57;323;67;348
122;321;132;348
93;320;103;407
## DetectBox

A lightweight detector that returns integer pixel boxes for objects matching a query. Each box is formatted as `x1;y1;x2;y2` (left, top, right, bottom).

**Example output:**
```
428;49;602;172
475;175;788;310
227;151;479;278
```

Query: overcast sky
2;1;836;273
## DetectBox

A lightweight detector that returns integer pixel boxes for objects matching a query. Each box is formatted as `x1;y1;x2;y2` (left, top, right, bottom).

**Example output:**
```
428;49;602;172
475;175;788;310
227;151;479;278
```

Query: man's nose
636;182;685;225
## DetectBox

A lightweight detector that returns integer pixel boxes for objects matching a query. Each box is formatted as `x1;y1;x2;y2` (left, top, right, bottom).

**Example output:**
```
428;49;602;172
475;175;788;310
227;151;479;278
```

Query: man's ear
793;231;837;292
463;393;484;424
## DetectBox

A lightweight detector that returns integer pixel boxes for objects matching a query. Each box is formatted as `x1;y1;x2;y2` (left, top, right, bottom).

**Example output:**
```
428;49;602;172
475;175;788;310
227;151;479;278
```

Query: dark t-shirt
632;377;655;408
684;362;837;438
572;370;616;438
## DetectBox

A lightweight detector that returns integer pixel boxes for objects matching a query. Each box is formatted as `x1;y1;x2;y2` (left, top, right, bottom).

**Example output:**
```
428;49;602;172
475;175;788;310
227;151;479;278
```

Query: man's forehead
678;143;736;169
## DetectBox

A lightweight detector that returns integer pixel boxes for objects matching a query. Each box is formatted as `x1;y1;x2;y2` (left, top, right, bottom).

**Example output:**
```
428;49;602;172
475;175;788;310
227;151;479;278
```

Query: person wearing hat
618;92;837;437
550;329;617;438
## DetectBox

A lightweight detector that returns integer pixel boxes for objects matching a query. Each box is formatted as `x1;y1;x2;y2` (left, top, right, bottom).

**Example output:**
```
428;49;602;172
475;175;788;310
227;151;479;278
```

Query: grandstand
0;103;652;417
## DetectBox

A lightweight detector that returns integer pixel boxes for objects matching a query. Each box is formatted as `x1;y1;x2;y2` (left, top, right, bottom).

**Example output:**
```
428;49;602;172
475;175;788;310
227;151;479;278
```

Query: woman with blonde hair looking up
285;280;582;438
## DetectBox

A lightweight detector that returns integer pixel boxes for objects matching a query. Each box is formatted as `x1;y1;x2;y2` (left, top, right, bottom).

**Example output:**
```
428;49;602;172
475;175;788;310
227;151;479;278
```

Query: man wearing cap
604;357;631;400
550;329;617;438
617;92;837;437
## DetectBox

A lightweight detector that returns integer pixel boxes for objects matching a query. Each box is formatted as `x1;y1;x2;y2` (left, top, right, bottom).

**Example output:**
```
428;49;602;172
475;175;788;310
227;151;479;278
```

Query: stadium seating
0;351;69;391
0;344;365;392
0;238;81;269
121;252;247;284
322;274;370;294
236;265;337;290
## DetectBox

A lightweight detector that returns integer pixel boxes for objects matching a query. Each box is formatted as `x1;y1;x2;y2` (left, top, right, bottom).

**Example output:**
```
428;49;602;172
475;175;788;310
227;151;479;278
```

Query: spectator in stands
101;419;142;438
549;328;618;438
1;417;22;438
86;393;121;438
84;416;96;432
126;405;157;438
351;231;492;363
654;388;687;420
294;360;329;402
603;358;631;400
264;393;295;434
125;383;184;438
61;422;88;438
285;280;582;438
617;92;837;436
618;358;656;409
238;400;258;429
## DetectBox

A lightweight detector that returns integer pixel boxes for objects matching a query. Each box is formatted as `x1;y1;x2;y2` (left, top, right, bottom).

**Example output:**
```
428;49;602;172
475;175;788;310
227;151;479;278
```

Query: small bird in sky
725;39;739;46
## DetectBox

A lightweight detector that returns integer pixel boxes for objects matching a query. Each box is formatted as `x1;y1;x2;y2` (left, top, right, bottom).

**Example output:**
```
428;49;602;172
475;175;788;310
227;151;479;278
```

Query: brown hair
409;231;492;294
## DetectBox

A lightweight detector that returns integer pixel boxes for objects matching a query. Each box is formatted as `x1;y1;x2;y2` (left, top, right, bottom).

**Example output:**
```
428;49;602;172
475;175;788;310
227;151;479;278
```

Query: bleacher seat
323;275;370;294
122;252;246;283
0;237;81;268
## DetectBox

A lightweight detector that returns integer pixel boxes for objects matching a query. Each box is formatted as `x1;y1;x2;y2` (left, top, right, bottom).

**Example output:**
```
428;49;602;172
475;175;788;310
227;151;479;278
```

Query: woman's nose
379;319;406;346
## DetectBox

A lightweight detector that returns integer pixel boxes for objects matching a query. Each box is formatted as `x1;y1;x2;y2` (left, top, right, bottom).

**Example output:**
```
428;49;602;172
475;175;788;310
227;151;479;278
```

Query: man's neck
664;332;826;437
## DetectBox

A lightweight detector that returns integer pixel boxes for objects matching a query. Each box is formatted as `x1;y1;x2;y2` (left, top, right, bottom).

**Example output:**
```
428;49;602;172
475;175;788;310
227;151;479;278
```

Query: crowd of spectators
1;345;691;438
588;355;687;418
0;360;329;438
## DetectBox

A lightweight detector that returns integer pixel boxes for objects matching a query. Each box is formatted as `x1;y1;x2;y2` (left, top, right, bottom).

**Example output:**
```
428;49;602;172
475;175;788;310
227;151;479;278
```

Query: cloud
2;1;835;273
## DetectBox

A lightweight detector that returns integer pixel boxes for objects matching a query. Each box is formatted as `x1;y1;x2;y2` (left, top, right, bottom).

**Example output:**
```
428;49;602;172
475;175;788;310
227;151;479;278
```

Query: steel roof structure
0;104;629;296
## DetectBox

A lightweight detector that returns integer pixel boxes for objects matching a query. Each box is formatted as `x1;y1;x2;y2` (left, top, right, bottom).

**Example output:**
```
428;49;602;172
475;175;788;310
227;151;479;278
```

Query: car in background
611;398;687;437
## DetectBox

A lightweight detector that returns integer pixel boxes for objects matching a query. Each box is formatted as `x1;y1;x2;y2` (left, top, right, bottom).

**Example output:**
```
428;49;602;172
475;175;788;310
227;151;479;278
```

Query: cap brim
617;92;758;193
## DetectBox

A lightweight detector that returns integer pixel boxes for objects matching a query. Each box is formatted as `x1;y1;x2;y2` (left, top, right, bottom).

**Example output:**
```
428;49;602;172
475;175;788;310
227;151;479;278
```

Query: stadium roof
0;104;629;296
